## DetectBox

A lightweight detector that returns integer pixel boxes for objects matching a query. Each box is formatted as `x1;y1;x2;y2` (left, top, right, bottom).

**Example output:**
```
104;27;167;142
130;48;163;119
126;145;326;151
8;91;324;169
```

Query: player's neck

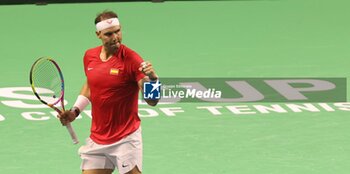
100;46;118;61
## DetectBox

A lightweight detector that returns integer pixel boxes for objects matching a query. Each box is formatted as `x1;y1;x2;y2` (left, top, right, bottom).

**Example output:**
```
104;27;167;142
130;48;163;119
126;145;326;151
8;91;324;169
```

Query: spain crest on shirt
110;68;119;75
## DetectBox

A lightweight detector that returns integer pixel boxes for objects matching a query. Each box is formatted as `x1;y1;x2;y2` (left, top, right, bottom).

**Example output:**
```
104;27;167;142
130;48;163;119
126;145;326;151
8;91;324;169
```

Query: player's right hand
58;110;76;126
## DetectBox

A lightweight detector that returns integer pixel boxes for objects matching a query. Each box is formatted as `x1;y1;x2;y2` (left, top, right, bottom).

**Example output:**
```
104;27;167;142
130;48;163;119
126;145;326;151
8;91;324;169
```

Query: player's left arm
138;61;159;106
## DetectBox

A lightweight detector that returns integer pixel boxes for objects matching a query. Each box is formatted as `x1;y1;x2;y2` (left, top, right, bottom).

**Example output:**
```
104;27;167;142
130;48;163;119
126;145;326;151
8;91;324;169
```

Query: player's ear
95;31;101;38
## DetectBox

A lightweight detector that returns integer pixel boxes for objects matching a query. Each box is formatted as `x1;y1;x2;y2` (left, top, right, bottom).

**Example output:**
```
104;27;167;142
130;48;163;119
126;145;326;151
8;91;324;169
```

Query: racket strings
32;59;63;104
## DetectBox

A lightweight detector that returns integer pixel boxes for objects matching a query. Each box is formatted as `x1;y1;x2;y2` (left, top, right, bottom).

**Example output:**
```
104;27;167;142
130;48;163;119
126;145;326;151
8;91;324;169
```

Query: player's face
97;25;122;50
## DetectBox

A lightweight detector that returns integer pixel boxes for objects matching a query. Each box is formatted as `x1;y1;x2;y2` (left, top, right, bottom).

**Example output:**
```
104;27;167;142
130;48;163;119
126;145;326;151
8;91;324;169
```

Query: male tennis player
58;11;159;174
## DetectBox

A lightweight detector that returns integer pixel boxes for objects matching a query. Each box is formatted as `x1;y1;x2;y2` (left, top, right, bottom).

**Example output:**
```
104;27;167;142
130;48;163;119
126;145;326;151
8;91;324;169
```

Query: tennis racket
29;57;79;144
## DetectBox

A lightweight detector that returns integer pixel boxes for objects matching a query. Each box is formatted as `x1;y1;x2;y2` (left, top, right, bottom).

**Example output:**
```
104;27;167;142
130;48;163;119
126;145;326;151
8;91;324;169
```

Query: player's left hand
139;61;158;80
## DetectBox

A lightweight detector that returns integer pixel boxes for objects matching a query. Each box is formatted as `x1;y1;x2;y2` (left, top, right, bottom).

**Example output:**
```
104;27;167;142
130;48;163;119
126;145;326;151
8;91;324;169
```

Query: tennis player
58;11;159;174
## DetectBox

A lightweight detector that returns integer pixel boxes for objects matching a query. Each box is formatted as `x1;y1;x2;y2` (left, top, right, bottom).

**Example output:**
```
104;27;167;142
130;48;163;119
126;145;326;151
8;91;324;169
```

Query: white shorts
78;127;143;174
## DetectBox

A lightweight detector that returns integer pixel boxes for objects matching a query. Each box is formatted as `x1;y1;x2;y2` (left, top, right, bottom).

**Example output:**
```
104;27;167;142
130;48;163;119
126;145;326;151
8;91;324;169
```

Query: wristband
73;95;90;114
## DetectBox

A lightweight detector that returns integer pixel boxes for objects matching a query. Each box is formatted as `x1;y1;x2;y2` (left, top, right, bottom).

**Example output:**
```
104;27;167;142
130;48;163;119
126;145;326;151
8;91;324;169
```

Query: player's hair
94;10;119;24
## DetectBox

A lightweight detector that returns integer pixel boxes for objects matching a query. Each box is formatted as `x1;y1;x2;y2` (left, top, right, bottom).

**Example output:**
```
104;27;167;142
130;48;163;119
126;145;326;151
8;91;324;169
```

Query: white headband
96;18;120;32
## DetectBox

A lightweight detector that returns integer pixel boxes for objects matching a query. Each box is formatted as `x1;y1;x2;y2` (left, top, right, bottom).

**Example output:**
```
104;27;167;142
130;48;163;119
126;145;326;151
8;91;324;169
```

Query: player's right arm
58;81;91;125
79;81;91;100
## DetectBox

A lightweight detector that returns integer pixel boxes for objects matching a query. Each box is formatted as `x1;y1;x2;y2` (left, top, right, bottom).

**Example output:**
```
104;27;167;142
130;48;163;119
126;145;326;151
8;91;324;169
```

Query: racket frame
30;57;79;144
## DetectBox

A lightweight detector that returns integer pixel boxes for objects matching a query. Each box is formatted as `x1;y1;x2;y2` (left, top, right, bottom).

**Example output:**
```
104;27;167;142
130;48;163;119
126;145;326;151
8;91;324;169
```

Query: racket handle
65;122;79;144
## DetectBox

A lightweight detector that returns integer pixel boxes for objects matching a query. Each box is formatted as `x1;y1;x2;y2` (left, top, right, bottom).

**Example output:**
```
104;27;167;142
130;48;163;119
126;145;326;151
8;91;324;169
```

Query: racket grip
65;122;79;144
